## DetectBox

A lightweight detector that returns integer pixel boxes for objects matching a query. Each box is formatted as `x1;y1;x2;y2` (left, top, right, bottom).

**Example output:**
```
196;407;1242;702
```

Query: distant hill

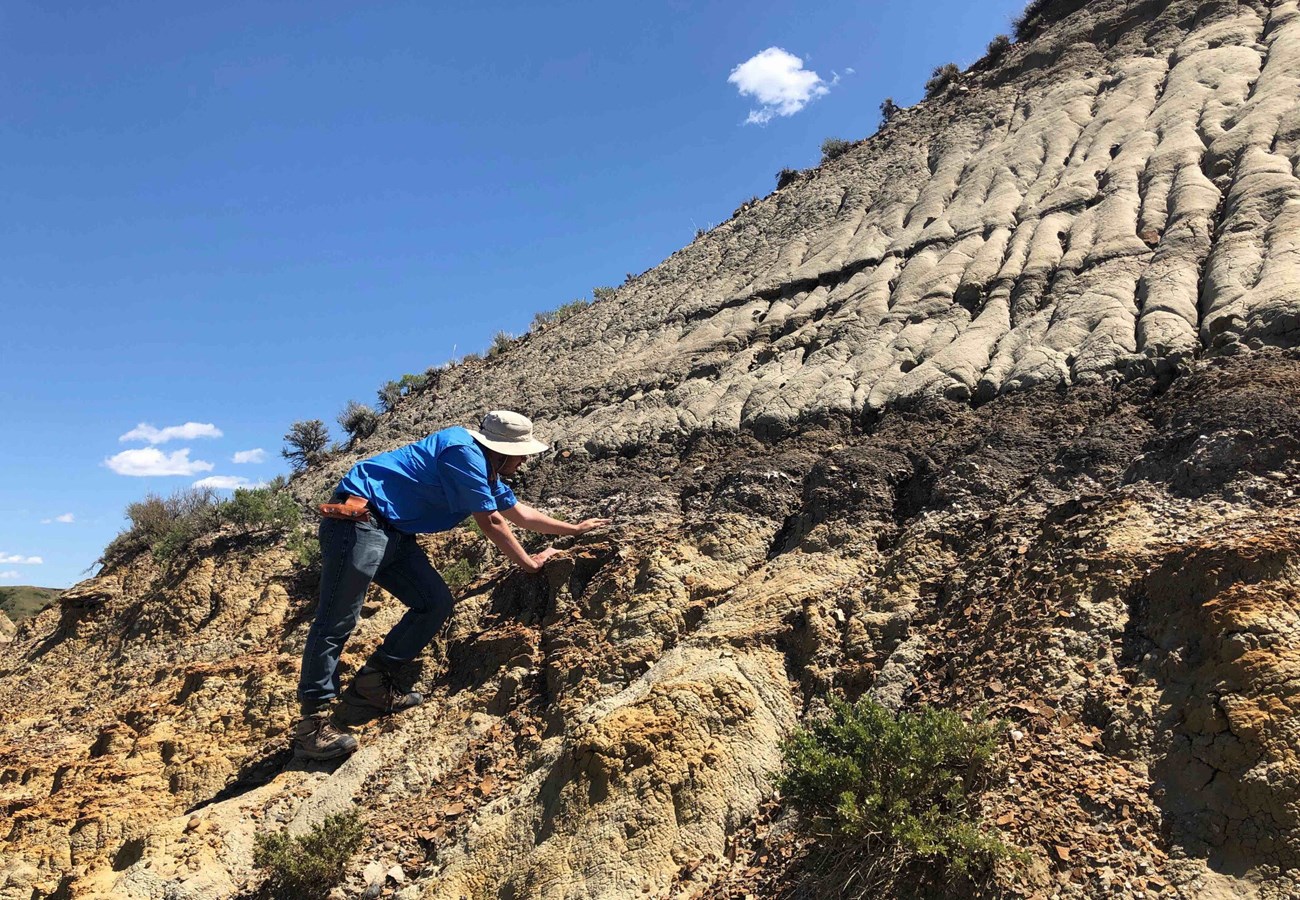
0;585;62;621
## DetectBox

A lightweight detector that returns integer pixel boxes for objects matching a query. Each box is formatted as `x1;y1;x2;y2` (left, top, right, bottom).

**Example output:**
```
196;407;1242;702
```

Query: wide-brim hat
467;410;550;456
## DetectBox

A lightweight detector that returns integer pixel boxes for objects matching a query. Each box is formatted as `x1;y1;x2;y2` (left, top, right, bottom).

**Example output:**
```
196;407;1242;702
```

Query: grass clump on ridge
487;330;515;358
1012;0;1053;42
253;808;365;900
924;63;961;98
986;33;1012;60
532;297;591;330
778;697;1020;896
775;167;802;189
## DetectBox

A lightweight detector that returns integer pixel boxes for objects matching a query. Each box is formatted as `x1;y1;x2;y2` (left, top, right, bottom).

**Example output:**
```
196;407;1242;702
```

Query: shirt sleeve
492;480;518;511
436;445;498;516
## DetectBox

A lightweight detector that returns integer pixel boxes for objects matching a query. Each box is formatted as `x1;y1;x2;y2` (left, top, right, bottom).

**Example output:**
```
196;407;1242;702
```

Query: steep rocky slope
3;1;1299;898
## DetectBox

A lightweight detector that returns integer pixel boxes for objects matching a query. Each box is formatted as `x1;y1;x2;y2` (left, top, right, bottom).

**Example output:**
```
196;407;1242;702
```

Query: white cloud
0;553;43;565
192;475;258;490
41;513;75;524
728;47;832;125
232;448;267;464
0;571;19;579
105;448;215;477
119;422;223;444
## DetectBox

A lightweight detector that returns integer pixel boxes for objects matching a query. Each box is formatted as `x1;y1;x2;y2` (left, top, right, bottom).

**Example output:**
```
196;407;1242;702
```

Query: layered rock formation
3;1;1299;898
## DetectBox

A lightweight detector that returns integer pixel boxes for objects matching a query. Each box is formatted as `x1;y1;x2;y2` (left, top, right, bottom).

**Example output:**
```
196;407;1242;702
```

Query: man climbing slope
294;410;609;760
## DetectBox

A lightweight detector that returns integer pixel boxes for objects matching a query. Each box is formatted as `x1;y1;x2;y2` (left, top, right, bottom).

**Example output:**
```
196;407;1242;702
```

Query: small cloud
41;513;75;524
192;475;259;491
0;553;43;565
119;422;223;444
0;571;20;580
232;448;267;464
104;448;214;477
728;47;832;125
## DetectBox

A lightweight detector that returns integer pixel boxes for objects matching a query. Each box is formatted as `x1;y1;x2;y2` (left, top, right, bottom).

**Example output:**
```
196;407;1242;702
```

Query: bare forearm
505;502;580;536
474;512;542;572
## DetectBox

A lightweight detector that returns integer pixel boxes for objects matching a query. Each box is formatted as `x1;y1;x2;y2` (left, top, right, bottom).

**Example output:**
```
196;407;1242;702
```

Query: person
293;410;609;760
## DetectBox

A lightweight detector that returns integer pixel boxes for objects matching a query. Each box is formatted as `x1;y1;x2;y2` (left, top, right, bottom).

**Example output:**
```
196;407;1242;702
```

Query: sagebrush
377;372;429;412
282;420;330;472
253;809;364;900
820;137;852;164
100;487;221;564
441;557;478;591
102;484;306;567
779;697;1019;896
337;400;379;441
221;486;300;532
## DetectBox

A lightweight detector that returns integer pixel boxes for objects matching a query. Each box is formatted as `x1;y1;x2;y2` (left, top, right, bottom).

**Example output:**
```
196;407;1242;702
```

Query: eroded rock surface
2;1;1299;898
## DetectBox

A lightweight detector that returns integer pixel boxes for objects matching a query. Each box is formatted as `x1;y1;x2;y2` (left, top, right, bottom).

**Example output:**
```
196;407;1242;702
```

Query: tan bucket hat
467;410;550;456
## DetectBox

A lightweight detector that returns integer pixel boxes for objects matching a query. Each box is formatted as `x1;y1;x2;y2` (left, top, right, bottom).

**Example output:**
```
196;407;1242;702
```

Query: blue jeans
297;511;455;711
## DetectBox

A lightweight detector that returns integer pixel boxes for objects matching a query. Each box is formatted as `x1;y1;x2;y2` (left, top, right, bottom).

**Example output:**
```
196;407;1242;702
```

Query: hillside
2;0;1299;898
0;586;63;623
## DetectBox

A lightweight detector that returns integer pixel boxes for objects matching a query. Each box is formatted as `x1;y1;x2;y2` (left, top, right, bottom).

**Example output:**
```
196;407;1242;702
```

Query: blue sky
2;0;1025;588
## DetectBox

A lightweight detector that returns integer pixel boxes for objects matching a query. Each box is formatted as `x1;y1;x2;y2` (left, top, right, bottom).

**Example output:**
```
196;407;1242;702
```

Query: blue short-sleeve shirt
336;426;517;534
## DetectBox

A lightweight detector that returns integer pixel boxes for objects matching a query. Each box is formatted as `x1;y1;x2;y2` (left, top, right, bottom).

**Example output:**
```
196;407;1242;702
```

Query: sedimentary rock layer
342;0;1300;462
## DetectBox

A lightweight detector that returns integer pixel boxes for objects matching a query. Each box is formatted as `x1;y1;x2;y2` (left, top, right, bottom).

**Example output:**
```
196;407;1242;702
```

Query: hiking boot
342;665;423;714
292;712;359;760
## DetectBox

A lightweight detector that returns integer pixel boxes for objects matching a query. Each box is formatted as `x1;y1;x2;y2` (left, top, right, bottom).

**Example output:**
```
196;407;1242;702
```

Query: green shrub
779;698;1017;894
282;420;331;473
532;298;591;330
776;167;802;189
221;487;300;532
591;286;616;303
1012;0;1051;42
337;400;379;441
986;33;1012;60
377;380;403;412
925;63;961;98
102;487;223;565
461;351;483;364
253;809;364;900
820;137;853;164
398;372;428;393
288;528;320;569
880;97;901;126
377;373;430;412
441;557;478;591
487;330;515;358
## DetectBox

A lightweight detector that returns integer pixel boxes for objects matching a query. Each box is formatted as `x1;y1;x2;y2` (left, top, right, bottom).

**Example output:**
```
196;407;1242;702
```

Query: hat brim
466;428;549;456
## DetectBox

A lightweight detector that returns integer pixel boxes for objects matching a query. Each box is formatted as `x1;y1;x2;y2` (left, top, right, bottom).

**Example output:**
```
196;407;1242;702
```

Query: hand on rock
574;518;612;534
529;547;563;572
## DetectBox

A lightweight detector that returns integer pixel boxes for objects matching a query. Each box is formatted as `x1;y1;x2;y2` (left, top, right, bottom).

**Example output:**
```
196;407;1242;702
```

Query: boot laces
379;669;405;702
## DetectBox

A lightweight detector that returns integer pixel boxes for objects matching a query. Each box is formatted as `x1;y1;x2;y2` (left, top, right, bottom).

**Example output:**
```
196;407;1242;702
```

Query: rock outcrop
2;1;1299;898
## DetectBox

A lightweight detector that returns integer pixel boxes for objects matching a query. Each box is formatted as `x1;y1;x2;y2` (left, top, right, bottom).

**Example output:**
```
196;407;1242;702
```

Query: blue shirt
336;426;517;534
